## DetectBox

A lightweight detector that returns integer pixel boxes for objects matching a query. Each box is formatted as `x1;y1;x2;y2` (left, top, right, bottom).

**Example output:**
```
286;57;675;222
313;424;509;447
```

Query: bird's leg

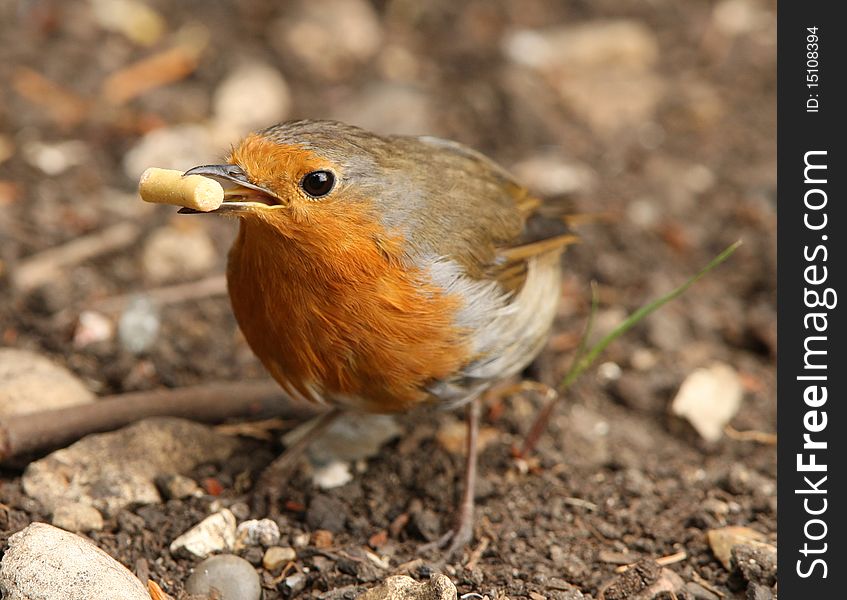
254;408;343;515
508;381;559;458
420;395;481;560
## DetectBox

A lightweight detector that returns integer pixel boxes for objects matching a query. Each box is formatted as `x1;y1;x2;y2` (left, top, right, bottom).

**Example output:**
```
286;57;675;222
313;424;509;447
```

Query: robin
181;120;575;556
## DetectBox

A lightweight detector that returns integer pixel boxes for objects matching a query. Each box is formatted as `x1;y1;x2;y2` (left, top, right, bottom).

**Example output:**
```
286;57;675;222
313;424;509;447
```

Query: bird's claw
418;521;474;562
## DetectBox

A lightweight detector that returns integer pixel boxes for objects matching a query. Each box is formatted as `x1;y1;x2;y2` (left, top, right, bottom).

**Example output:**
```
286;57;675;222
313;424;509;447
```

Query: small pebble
235;518;281;550
313;460;354;490
263;546;296;571
169;509;236;559
672;362;743;442
51;503;104;533
185;554;261;600
306;495;347;533
73;310;114;348
732;544;777;587
241;546;264;567
156;474;202;500
118;295;160;355
282;572;307;595
312;529;334;548
122;124;217;181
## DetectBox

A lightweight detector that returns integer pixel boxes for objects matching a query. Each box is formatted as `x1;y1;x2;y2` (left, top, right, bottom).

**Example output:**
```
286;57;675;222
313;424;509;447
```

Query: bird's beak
178;164;282;214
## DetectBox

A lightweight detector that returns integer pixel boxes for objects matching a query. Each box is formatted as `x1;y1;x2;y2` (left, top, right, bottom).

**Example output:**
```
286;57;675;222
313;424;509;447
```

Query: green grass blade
557;240;742;394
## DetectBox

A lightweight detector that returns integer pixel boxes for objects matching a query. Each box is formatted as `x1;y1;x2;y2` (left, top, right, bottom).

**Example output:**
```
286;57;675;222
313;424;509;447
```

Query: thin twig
11;222;141;293
615;550;688;573
101;29;208;105
12;67;91;127
0;380;319;464
464;537;490;570
92;274;228;314
724;425;777;445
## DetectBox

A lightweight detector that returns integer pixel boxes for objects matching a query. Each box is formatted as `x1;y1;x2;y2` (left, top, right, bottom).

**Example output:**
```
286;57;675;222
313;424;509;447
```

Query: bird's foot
418;518;475;562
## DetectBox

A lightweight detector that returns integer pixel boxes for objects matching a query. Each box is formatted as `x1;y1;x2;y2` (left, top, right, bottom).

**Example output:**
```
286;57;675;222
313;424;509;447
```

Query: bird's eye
300;170;335;198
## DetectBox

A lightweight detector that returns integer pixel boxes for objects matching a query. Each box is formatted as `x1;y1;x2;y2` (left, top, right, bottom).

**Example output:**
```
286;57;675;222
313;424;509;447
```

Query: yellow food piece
138;167;224;212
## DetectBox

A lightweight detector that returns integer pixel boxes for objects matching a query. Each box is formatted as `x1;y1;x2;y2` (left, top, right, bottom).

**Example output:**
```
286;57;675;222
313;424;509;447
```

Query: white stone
90;0;165;46
170;509;237;559
117;295;160;355
235;519;281;550
672;363;744;442
73;310;114;348
286;413;402;465
0;523;149;600
312;460;354;490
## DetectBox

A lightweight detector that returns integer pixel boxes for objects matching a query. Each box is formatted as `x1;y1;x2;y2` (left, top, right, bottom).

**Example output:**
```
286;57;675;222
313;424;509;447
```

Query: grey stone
732;543;777;587
305;495;348;533
23;417;240;516
356;574;457;600
283;572;307;595
186;554;261;600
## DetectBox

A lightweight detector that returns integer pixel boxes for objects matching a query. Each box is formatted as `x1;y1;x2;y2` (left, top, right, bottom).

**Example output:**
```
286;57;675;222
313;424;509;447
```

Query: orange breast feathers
226;208;471;413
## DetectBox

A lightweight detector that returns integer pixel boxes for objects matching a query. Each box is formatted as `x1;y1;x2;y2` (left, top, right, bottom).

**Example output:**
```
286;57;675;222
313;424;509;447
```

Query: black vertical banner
778;2;847;596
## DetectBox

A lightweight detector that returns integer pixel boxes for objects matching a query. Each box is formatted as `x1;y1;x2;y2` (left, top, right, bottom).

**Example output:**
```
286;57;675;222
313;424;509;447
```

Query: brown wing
491;199;579;293
398;135;577;290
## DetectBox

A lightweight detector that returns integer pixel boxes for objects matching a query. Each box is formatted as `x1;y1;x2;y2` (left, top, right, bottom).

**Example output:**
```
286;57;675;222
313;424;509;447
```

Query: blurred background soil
0;0;776;598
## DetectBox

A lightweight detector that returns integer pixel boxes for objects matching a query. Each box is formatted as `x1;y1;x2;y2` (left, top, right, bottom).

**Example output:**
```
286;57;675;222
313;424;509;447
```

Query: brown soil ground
1;1;776;598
